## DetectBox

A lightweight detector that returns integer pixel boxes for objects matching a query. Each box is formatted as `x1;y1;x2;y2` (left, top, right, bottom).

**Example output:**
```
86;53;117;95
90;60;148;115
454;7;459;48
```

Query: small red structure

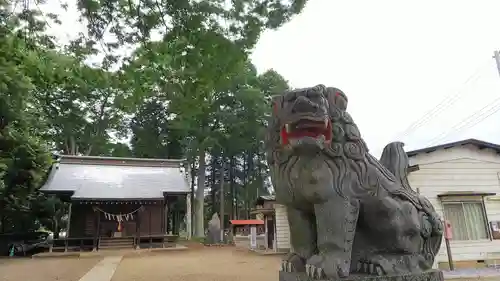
230;220;264;249
230;220;264;236
230;220;264;225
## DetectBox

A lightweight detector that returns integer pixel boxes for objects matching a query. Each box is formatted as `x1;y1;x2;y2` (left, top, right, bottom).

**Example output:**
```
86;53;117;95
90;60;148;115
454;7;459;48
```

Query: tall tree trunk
247;151;256;217
194;149;206;237
219;157;225;240
210;155;217;215
69;136;77;155
190;161;196;237
243;156;249;219
229;156;235;219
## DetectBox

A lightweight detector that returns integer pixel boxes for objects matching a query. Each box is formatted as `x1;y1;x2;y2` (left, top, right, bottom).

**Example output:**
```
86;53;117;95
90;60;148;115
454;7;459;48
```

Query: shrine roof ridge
58;155;187;167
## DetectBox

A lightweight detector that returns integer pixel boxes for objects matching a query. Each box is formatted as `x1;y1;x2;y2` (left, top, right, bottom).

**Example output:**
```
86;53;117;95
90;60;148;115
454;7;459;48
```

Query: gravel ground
1;248;498;281
111;247;281;281
0;257;102;281
113;247;500;281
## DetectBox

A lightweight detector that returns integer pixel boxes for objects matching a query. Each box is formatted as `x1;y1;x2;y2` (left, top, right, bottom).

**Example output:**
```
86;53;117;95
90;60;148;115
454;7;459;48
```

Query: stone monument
206;212;221;245
265;85;444;281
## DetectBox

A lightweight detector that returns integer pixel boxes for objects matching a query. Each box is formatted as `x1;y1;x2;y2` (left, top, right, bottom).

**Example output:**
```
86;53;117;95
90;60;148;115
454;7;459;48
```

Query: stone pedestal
279;270;444;281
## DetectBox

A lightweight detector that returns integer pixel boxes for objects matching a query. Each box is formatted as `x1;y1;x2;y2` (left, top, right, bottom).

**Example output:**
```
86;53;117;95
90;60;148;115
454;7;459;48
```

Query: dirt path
112;247;281;281
0;257;102;281
0;248;494;281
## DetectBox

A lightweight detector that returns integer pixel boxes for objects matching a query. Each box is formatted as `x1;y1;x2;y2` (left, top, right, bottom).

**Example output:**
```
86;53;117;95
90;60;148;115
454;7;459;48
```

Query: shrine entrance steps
99;237;135;250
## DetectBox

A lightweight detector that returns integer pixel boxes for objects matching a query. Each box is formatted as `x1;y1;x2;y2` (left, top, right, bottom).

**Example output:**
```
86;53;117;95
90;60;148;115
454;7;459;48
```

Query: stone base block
279;270;444;281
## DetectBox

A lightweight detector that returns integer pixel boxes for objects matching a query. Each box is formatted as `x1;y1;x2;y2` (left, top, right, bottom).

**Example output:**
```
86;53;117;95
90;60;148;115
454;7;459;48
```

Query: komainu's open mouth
280;117;332;146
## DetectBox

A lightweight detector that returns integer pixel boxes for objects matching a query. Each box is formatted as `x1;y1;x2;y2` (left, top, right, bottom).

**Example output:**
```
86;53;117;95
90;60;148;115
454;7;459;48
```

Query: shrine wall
68;202;165;238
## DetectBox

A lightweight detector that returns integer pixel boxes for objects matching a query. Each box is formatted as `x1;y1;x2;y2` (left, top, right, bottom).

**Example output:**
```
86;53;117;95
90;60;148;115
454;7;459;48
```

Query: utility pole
493;51;500;77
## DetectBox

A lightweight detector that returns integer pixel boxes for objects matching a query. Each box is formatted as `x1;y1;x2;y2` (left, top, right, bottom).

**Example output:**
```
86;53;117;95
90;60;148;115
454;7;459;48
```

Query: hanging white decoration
93;206;143;222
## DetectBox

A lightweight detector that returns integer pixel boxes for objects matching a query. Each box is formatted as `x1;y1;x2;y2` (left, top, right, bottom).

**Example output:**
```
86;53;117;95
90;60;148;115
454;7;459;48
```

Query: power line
425;51;500;146
394;62;487;140
393;60;490;141
426;96;500;146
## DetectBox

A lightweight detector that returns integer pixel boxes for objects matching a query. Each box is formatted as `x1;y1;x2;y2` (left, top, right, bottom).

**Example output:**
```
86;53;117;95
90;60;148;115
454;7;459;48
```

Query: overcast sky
46;0;500;157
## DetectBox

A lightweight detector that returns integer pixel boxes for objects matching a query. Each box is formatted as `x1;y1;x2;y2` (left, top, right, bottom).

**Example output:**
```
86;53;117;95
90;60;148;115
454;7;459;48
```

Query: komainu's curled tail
379;142;444;267
379;142;412;191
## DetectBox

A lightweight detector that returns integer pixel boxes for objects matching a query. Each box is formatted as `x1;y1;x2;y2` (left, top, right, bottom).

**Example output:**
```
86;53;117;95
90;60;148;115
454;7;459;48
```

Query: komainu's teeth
324;118;329;128
285;124;291;133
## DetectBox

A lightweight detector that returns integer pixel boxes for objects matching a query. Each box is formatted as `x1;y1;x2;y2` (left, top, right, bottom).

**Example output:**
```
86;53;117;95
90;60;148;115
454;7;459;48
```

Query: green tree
0;6;56;232
107;143;134;157
35;59;127;156
130;99;183;159
75;0;307;236
217;68;290;219
76;0;308;55
0;0;306;237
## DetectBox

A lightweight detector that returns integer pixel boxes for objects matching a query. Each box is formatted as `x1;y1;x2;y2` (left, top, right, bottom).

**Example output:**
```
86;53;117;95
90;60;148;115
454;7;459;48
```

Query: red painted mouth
280;118;332;146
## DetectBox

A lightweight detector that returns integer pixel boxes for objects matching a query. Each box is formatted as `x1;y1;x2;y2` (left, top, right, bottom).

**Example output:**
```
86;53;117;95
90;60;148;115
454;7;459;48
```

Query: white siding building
408;138;500;269
274;203;291;251
252;196;291;252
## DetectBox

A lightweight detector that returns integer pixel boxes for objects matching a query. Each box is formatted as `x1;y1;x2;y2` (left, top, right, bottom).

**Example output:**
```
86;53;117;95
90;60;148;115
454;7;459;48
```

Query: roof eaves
255;195;276;206
437;191;496;198
406;138;500;157
39;163;60;191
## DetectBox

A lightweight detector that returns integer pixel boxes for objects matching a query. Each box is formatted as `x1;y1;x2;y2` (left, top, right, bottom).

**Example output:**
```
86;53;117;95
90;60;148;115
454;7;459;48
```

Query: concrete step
99;242;134;247
99;238;135;249
99;245;134;249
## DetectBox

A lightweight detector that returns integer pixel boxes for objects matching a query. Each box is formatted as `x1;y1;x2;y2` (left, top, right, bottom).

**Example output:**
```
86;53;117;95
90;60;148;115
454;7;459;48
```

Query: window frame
441;197;490;241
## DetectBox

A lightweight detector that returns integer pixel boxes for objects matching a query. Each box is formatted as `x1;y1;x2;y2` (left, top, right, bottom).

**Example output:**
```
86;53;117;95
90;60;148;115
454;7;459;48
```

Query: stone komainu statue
265;85;443;279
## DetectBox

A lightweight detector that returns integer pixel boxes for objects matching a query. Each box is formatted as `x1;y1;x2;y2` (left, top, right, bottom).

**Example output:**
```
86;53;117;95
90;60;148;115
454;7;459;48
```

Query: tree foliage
77;0;307;54
130;98;183;159
0;5;58;232
0;0;298;237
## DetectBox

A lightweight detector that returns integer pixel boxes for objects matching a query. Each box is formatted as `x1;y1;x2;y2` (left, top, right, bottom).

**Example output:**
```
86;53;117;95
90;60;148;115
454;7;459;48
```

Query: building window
443;201;489;241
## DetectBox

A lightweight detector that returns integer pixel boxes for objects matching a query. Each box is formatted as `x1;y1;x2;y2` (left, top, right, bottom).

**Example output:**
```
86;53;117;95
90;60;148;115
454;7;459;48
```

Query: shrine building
40;155;191;251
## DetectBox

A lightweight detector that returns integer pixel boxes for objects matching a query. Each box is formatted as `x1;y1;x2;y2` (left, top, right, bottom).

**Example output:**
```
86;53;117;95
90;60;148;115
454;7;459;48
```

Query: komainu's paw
280;252;306;272
362;254;427;275
354;258;386;276
306;253;349;279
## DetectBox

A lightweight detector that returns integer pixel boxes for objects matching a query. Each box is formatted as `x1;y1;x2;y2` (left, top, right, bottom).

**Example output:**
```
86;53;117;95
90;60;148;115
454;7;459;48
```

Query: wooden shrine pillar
93;207;100;251
135;207;141;249
172;210;176;235
164;199;169;234
148;207;152;235
161;199;165;234
148;206;153;249
166;199;171;234
66;201;73;238
186;193;192;239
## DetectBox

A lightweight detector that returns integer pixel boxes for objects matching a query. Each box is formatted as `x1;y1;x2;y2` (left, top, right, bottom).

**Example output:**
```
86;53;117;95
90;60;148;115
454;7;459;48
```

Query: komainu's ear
325;87;348;111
